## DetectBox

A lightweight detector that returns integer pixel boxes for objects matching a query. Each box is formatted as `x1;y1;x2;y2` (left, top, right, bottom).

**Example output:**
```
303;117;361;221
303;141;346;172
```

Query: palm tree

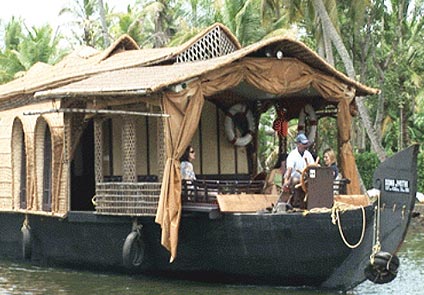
59;0;102;48
0;20;64;84
98;0;111;47
221;0;265;45
109;4;144;44
309;0;388;161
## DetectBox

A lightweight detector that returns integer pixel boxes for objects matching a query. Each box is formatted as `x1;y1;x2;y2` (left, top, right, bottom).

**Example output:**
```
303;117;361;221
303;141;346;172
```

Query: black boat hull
0;208;373;286
0;146;418;291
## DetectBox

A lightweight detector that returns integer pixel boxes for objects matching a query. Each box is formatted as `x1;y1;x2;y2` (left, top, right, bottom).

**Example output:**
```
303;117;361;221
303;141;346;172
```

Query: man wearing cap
283;133;315;208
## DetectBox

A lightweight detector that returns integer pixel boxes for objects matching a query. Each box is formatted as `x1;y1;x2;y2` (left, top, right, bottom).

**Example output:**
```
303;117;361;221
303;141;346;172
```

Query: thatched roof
1;23;378;107
0;23;240;105
36;36;379;100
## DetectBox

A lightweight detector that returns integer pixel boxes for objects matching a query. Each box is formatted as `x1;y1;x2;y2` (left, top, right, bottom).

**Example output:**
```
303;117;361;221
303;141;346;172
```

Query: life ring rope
224;103;255;147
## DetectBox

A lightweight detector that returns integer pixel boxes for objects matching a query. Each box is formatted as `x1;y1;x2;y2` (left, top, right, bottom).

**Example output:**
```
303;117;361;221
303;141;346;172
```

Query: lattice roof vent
176;26;238;63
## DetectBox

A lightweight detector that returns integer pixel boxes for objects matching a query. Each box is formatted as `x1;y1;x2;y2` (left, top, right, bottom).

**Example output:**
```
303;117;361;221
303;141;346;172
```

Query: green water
1;225;423;295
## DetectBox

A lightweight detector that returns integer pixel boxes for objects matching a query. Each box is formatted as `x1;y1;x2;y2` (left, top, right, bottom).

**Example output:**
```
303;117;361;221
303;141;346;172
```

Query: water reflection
1;229;423;295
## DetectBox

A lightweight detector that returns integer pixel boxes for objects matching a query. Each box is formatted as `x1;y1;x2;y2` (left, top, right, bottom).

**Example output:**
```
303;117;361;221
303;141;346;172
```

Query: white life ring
224;103;255;147
298;104;317;144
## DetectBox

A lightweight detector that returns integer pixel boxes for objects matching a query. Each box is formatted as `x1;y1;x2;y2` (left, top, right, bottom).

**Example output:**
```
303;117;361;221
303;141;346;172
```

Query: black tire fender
364;251;399;284
21;225;32;260
373;252;400;272
122;231;145;268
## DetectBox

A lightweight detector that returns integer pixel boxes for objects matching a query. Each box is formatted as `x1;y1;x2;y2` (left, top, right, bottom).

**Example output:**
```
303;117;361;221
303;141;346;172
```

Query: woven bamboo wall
0;101;67;214
0;114;14;209
34;118;47;211
34;114;66;213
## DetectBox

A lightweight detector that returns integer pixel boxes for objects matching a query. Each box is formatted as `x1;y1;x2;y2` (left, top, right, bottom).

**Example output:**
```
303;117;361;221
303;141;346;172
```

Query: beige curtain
156;57;360;260
155;82;204;261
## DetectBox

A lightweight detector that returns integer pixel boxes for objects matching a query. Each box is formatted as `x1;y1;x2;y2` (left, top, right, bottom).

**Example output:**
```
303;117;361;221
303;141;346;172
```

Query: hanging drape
155;83;204;262
155;57;359;261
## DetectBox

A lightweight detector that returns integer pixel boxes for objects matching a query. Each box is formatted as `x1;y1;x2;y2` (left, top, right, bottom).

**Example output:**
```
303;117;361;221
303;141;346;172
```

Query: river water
1;223;423;295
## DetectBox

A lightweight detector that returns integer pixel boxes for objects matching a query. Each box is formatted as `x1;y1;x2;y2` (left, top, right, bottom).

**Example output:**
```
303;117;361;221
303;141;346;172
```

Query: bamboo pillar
94;118;104;184
157;116;165;182
122;116;137;182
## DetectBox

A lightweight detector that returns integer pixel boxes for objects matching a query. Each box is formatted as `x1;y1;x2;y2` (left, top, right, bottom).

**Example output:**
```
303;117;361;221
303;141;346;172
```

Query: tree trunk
98;0;110;48
373;71;385;141
312;0;387;162
322;26;335;66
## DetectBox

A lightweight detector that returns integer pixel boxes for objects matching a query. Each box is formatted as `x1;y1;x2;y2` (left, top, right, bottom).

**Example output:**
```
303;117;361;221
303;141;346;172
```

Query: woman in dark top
323;148;339;179
180;145;196;180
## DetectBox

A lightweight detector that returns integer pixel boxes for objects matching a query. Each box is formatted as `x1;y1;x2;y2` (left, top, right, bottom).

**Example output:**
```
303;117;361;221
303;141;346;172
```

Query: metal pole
23;108;170;118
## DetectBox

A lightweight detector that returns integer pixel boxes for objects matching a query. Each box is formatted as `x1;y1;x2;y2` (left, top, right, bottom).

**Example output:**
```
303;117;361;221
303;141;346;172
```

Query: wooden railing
181;179;265;203
93;178;348;216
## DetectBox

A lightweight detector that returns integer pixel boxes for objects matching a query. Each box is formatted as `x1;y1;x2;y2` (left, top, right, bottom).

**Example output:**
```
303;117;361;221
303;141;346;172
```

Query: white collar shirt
286;148;314;178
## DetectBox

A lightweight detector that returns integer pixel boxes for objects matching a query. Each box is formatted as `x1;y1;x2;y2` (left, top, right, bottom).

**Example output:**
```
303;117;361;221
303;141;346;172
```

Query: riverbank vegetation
1;0;423;191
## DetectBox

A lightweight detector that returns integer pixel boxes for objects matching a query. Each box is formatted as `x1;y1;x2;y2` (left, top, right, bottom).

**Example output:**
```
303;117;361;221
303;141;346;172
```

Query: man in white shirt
283;133;314;208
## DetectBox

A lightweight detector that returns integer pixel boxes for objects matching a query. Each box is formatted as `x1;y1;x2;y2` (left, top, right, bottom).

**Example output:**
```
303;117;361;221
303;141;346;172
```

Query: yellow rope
21;214;30;231
334;205;367;249
370;191;382;264
91;195;98;206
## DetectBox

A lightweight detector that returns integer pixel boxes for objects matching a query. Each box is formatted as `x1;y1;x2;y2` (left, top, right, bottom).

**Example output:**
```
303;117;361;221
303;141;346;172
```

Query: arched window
35;118;52;212
20;131;27;209
12;119;27;209
42;127;52;211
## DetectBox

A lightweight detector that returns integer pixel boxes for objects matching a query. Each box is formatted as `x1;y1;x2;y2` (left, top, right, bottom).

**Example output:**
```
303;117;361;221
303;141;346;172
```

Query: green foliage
356;150;423;193
418;151;424;193
0;19;65;84
221;0;265;46
59;0;102;47
354;151;380;189
316;116;338;154
17;26;62;68
3;17;23;51
0;50;24;83
109;5;145;45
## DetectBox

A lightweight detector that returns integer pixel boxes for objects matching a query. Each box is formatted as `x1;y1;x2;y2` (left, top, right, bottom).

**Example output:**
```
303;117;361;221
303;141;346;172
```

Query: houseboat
0;23;418;291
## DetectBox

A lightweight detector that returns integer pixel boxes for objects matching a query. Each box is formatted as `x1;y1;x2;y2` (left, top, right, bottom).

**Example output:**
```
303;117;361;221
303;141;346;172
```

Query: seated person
180;145;197;201
264;153;287;195
180;145;196;180
283;133;315;208
323;148;339;179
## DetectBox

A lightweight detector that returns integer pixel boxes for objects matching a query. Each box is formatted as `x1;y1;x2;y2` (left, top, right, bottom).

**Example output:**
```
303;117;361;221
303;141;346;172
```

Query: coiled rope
332;205;367;249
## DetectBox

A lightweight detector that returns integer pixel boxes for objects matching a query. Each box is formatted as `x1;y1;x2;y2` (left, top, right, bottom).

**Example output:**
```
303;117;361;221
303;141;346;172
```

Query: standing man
283;133;314;208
